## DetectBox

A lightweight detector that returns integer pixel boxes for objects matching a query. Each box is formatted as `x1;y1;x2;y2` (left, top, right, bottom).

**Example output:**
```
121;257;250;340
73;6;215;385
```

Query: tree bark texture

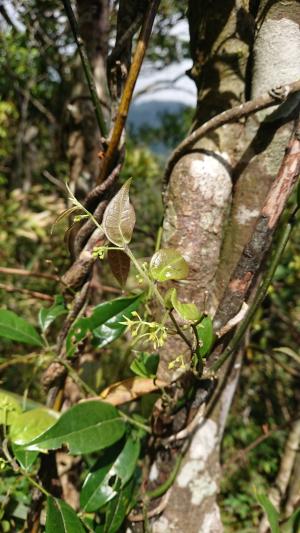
151;1;300;532
66;0;109;195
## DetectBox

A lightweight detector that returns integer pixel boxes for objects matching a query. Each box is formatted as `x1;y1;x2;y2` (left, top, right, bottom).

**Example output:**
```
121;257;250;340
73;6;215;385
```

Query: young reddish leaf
149;248;189;282
108;249;130;287
103;179;136;246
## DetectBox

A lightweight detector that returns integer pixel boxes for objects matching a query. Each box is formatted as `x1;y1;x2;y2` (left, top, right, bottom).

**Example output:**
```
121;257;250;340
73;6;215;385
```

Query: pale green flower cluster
121;311;168;349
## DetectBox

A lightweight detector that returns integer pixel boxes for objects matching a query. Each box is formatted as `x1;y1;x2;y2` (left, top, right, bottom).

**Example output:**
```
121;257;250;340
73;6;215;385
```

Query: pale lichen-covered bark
152;1;300;531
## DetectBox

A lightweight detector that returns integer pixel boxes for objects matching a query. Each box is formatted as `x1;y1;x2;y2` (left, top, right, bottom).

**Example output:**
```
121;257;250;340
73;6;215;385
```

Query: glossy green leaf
9;407;59;446
28;401;126;454
103;178;136;246
256;493;280;533
12;444;39;470
102;479;135;533
130;352;159;378
196;316;214;357
46;497;86;533
150;248;189;282
0;390;22;425
107;249;130;288
168;288;201;322
80;436;140;512
0;309;44;347
39;295;67;333
66;294;143;354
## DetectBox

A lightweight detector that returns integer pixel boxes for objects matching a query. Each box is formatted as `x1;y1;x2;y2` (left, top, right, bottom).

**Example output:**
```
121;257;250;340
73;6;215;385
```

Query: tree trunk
151;1;300;531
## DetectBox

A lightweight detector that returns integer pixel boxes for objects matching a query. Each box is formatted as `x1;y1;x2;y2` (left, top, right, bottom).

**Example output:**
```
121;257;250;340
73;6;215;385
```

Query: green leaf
130;352;159;378
12;444;39;470
102;479;135;533
103;178;136;246
168;288;201;322
274;347;300;365
150;248;189;282
28;401;126;454
46;497;86;533
0;309;44;347
107;249;130;288
0;390;22;425
282;505;300;533
196;316;214;357
39;295;67;332
67;294;143;353
256;493;280;533
80;436;140;512
9;407;59;446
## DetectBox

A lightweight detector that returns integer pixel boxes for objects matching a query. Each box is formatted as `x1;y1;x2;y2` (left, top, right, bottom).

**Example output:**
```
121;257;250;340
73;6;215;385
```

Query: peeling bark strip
214;121;300;331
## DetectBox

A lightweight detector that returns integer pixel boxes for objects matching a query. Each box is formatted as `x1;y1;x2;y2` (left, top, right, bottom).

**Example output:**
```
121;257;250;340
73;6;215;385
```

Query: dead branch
100;0;161;181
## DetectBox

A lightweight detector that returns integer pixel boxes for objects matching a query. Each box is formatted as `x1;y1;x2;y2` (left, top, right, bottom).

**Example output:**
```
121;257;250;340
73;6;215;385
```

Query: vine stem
62;0;107;137
2;439;50;498
211;213;296;373
164;78;300;182
124;245;165;308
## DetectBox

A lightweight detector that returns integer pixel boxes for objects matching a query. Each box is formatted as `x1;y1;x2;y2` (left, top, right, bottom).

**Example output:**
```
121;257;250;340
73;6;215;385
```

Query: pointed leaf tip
103;179;136;247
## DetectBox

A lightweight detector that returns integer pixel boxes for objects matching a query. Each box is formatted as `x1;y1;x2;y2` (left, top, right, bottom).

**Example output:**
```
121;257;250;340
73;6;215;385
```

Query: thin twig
62;0;107;137
108;11;144;65
100;0;161;180
0;283;54;302
0;266;59;281
164;78;300;182
169;310;193;351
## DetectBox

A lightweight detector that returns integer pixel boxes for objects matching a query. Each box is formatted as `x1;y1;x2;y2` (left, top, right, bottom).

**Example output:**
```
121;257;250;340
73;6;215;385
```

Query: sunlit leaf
103;179;136;246
107;249;130;287
66;293;143;354
0;390;22;425
46;497;85;533
0;309;44;347
196;316;214;357
102;479;135;533
12;444;39;470
80;436;140;512
100;376;167;406
9;407;59;446
167;288;201;321
130;352;159;378
149;248;189;282
39;295;67;332
28;401;126;454
256;493;280;533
